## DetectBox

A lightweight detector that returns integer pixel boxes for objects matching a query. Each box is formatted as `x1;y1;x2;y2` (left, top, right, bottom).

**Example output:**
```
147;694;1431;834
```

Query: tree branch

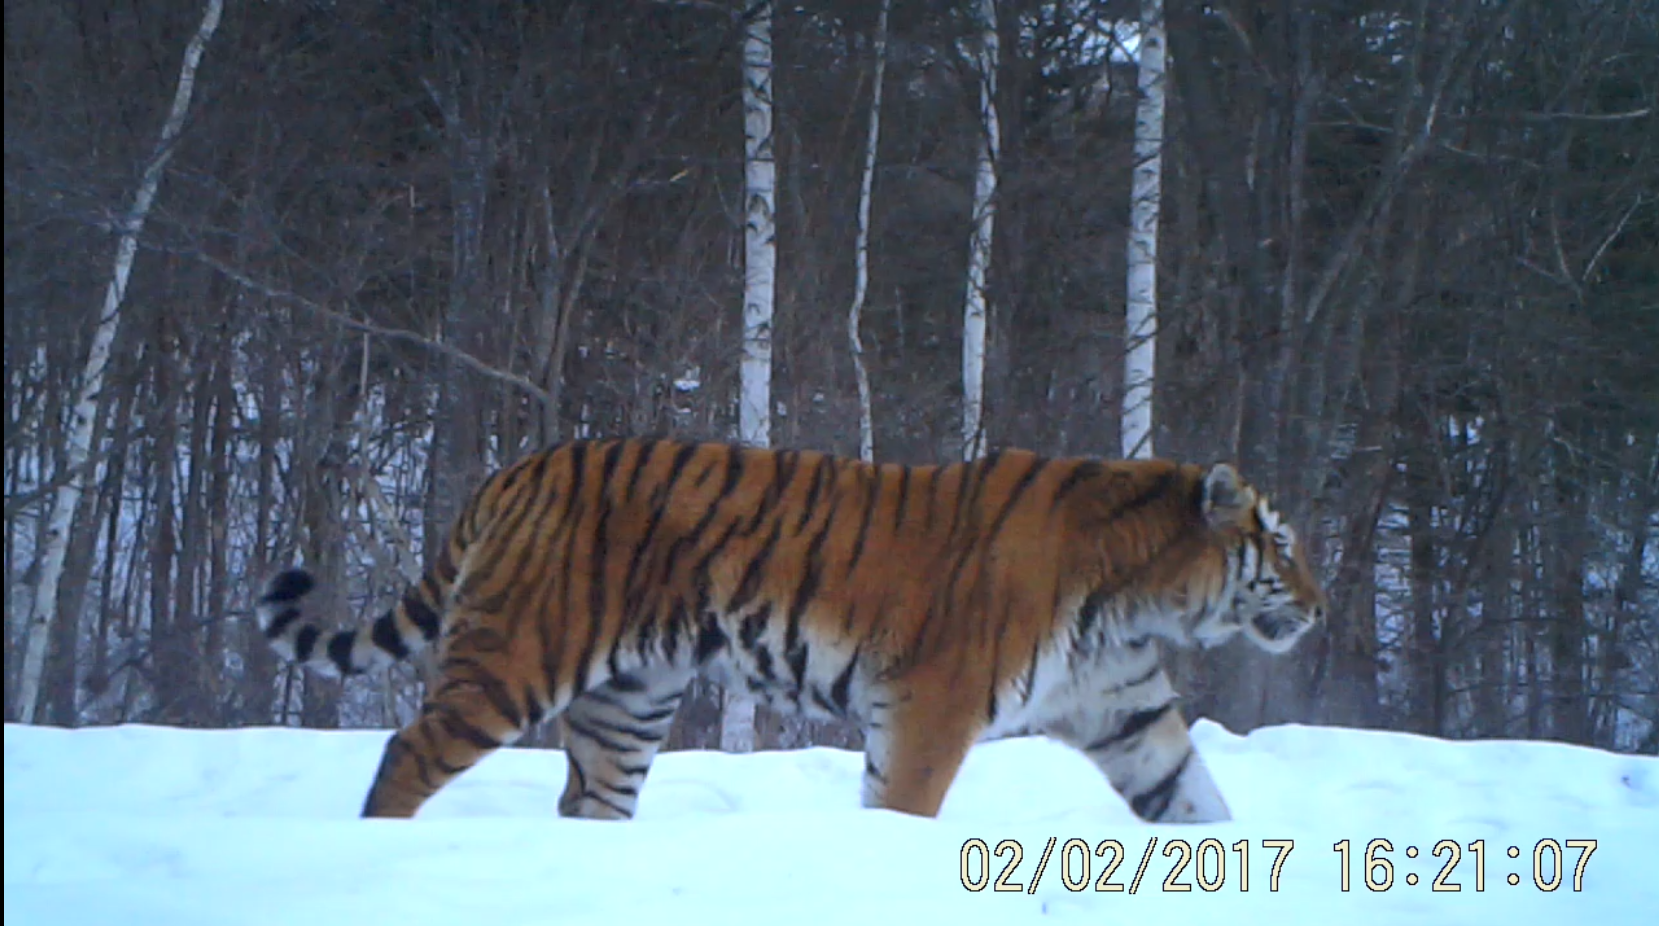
192;250;553;407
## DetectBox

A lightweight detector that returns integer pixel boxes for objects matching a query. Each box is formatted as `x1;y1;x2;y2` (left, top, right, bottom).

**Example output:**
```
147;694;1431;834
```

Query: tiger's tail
256;498;480;677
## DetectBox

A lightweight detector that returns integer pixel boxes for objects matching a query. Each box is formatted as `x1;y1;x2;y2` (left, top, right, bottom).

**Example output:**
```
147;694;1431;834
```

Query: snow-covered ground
5;720;1655;925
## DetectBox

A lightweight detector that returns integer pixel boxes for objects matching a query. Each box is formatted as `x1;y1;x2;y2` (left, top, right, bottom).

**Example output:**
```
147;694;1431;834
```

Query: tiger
256;437;1325;823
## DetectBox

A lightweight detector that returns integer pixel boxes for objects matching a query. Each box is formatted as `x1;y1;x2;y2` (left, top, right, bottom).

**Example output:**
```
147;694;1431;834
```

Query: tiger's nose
1312;604;1326;623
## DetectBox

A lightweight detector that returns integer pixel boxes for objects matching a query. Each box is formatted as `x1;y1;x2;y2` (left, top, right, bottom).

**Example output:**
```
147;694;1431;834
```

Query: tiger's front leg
555;667;694;820
1045;667;1232;823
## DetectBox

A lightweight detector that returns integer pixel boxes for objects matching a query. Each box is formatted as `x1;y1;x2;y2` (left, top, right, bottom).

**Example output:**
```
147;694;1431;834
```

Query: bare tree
1121;0;1164;461
15;0;224;724
960;0;1000;461
723;0;779;754
848;0;892;463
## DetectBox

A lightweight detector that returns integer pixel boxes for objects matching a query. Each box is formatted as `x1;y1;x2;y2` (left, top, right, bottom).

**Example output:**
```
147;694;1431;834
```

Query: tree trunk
847;0;889;464
1547;422;1592;743
1598;436;1657;747
238;347;283;724
960;0;999;461
723;0;779;754
294;353;366;730
16;0;224;724
1403;402;1444;735
148;313;191;724
1121;0;1165;461
200;353;235;723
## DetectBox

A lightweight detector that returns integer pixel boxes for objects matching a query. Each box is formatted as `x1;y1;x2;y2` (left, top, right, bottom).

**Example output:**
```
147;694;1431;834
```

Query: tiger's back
257;437;1325;822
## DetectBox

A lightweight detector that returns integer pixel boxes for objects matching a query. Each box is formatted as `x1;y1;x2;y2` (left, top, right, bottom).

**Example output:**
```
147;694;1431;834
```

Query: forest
4;0;1656;755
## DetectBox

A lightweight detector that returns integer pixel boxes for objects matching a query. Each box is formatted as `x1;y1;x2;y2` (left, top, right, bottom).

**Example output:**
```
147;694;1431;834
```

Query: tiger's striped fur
256;437;1325;822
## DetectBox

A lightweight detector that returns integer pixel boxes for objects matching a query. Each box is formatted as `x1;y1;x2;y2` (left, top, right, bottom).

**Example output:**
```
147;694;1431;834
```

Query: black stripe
437;657;524;730
609;673;647;693
1103;662;1162;696
750;640;777;682
729;520;785;612
660;599;686;664
687;519;744;606
327;630;358;674
370;613;412;659
574;446;624;698
980;456;1044;546
621;444;703;630
1130;753;1191;821
985;629;1003;724
1107;468;1178;522
582;789;634;817
659;453;741;589
293;625;321;662
622;440;654;502
796;457;833;534
1050;460;1101;510
949;454;994;538
1021;642;1042;702
584;713;668;743
523;685;546;727
264;607;302;640
892;466;911;532
923;466;947;533
545;451;591;699
783;515;831;687
492;452;567;639
716;444;746;504
738;449;793;537
829;649;858;715
692;612;728;664
402;590;443;641
635;703;679;725
1076;590;1105;641
1085;702;1176;753
434;707;503;751
564;715;636;754
664;441;701;490
787;645;808;694
261;569;314;604
846;469;882;573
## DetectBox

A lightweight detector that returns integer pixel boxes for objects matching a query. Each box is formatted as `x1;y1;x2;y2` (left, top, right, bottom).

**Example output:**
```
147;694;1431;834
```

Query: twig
192;251;552;406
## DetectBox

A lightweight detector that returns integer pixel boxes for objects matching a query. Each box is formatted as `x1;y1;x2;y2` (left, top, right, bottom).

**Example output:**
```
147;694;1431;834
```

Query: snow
5;720;1655;926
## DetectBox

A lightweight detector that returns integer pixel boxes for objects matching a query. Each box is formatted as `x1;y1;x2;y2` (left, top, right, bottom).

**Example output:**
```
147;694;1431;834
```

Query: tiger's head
1190;463;1326;654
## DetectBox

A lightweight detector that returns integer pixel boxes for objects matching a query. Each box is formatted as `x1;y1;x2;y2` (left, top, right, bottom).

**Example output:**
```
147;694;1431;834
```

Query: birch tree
1122;0;1165;461
722;0;777;753
15;0;225;724
848;0;891;463
960;0;1000;461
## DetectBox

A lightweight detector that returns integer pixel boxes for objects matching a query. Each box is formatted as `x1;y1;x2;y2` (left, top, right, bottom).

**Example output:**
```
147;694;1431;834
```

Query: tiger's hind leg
555;667;694;820
360;620;538;818
1046;668;1231;823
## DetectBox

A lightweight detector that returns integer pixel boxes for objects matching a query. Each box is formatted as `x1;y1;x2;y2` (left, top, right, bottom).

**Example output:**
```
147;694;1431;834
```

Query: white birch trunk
723;0;777;754
848;0;891;463
15;0;225;724
1121;0;1165;461
961;0;1000;461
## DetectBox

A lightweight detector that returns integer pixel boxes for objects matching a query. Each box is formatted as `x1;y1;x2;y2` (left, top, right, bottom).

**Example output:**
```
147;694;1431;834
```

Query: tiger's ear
1200;463;1255;530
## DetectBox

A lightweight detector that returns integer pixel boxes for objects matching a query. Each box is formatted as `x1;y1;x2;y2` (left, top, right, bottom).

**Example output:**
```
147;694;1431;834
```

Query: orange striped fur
257;437;1325;822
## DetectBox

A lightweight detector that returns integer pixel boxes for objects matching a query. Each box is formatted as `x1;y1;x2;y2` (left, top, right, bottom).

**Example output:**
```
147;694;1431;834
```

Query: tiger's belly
690;614;1168;738
977;637;1168;742
698;633;863;725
